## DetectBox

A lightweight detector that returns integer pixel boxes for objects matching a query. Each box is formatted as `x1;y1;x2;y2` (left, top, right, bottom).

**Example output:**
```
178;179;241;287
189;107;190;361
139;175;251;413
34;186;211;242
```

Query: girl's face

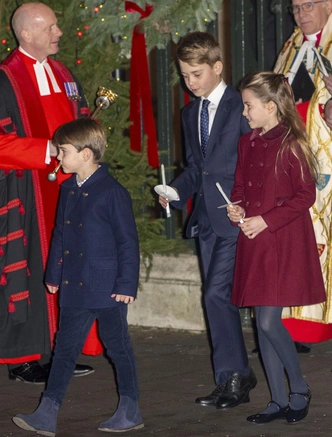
242;88;279;134
179;60;223;98
57;143;84;174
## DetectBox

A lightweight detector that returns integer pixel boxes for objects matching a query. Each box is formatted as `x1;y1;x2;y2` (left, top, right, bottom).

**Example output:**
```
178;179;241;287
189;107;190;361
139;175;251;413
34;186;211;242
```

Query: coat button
203;171;209;175
251;142;255;147
256;201;261;207
78;223;83;227
65;220;71;225
64;250;70;255
82;192;88;197
78;253;83;257
250;163;253;167
63;280;69;285
69;190;75;195
259;162;264;167
248;181;252;186
263;143;268;148
257;182;263;187
246;201;250;207
78;282;83;287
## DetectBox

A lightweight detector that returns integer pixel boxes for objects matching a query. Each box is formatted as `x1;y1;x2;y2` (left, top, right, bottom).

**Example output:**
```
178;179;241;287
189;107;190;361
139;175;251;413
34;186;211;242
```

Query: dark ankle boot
98;396;144;432
12;396;60;436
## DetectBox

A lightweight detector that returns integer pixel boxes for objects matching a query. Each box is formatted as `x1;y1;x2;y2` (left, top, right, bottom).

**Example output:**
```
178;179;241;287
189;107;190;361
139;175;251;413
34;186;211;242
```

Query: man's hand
49;141;58;157
238;216;267;239
111;294;135;304
323;73;332;94
325;98;332;129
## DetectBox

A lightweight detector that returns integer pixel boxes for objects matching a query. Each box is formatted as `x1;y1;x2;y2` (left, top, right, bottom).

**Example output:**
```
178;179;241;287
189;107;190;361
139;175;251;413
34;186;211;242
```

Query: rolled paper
215;182;243;224
161;164;171;218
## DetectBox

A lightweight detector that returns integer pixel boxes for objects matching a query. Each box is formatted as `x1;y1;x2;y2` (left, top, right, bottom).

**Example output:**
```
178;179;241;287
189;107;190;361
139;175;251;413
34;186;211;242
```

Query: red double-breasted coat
231;123;326;307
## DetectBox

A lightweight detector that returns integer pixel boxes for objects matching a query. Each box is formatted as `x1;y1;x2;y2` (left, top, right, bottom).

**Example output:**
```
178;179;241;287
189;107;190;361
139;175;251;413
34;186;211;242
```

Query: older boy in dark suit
159;31;256;409
13;118;143;435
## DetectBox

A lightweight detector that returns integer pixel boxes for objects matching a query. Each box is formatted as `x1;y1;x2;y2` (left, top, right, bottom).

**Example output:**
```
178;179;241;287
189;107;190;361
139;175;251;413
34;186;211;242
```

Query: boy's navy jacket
172;86;250;238
45;163;140;309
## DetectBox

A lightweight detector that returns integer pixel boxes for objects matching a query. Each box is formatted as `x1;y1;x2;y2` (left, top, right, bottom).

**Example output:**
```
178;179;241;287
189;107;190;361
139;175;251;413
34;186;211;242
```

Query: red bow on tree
125;1;159;168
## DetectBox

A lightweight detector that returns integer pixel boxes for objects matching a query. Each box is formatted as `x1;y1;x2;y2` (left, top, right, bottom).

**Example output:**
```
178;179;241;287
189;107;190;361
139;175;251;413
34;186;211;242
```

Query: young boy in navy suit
13;118;143;435
159;31;256;409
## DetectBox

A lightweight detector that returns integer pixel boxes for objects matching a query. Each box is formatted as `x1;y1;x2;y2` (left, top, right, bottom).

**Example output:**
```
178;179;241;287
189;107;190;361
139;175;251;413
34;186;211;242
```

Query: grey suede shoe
98;396;144;433
12;396;60;436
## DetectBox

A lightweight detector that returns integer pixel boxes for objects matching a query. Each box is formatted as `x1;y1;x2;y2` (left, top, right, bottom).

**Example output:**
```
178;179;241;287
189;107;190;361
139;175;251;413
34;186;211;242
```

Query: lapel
205;86;231;159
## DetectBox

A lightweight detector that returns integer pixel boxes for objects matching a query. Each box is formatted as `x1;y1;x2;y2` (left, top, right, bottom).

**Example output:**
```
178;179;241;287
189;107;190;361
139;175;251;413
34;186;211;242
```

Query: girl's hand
238;216;267;239
227;205;245;223
47;284;59;294
111;294;135;304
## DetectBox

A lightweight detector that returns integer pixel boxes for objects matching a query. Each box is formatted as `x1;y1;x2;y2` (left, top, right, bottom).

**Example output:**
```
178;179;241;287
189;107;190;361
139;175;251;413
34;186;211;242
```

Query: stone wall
127;253;206;331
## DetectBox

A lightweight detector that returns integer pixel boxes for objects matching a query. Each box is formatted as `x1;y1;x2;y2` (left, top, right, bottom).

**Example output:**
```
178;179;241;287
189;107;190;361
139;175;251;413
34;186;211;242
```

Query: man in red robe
0;2;98;383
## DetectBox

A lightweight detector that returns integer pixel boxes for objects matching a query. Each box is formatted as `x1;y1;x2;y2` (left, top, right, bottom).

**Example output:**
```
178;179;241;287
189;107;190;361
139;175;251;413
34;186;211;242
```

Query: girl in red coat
227;72;326;424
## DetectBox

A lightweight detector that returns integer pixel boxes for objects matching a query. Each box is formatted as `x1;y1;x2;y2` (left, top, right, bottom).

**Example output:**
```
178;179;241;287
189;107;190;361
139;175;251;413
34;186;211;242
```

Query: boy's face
179;60;223;98
57;143;84;174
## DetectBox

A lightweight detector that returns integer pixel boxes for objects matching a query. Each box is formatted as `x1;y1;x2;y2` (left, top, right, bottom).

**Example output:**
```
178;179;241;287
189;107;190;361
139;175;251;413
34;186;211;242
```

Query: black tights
255;306;307;410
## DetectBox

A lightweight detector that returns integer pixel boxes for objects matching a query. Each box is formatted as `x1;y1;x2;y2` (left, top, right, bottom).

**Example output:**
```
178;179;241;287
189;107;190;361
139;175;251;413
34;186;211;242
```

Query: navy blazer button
79;282;83;287
82;192;88;197
78;223;83;227
63;280;69;285
203;171;208;175
69;190;74;195
64;250;70;255
78;253;83;257
65;220;71;224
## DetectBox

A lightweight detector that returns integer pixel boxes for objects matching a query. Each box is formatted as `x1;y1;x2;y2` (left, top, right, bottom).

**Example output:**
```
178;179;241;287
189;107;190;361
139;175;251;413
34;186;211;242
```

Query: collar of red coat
250;122;289;141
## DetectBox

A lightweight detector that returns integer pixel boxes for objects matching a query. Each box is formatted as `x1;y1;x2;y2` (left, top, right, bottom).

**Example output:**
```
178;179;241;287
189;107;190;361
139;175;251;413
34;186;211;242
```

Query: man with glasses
274;0;332;349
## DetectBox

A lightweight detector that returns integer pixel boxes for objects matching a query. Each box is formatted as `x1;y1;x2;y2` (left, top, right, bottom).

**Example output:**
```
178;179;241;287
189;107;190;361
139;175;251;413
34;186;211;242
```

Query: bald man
0;2;94;383
274;0;332;347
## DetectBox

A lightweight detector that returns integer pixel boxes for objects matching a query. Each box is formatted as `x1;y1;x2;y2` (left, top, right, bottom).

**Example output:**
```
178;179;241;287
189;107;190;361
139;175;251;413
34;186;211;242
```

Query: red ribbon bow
125;2;159;168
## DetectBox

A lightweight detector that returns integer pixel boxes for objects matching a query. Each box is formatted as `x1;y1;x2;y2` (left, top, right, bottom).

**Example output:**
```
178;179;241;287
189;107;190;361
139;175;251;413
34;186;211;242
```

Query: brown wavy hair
239;71;318;181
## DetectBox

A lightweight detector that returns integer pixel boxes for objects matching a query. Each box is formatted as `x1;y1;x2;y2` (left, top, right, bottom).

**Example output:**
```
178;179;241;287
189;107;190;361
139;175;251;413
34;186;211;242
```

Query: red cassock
0;49;103;363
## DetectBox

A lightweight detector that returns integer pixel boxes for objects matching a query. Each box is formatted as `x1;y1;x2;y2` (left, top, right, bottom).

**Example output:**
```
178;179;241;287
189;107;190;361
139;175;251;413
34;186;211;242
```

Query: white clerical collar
202;80;227;108
304;31;320;42
19;46;61;96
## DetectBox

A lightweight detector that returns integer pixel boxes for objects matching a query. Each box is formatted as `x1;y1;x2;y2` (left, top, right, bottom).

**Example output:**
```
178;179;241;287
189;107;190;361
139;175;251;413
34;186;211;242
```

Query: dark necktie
200;99;210;157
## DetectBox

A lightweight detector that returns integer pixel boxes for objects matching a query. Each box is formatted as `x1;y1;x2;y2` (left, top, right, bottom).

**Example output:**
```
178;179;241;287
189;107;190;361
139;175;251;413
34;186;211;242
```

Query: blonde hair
176;31;222;67
54;118;106;162
239;71;318;181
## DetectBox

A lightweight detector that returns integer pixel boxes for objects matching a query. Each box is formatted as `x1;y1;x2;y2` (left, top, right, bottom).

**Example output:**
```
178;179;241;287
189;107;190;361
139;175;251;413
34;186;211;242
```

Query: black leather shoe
73;363;94;377
42;362;94;377
286;387;311;423
195;384;226;406
216;367;257;409
294;342;311;354
247;401;288;423
9;361;48;384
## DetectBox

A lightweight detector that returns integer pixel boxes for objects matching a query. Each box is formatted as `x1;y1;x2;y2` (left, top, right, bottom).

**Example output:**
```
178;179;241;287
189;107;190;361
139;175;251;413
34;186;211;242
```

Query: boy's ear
82;147;92;161
213;61;223;75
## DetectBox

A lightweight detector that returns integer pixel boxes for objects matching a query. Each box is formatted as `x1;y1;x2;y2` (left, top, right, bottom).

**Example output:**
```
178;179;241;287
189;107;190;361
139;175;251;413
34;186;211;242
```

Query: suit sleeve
171;111;201;209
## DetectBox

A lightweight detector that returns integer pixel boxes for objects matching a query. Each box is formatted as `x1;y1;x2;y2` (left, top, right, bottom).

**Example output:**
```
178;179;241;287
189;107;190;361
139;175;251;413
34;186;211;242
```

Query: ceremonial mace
47;86;118;182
